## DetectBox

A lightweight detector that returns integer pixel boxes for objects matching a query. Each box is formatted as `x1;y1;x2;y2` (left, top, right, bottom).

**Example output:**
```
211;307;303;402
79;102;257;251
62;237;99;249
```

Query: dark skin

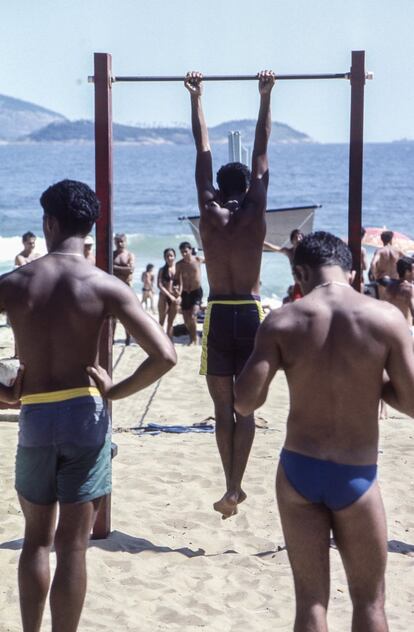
383;270;414;326
0;213;176;632
186;70;275;518
235;263;414;631
113;235;135;285
158;250;179;339
174;246;202;345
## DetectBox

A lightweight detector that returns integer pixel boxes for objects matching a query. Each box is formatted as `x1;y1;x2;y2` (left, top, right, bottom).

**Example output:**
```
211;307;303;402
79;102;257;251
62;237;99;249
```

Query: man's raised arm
250;71;276;188
185;71;216;209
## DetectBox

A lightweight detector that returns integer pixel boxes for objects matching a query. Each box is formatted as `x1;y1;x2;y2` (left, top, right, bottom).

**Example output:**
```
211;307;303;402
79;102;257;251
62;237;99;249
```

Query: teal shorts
15;392;111;505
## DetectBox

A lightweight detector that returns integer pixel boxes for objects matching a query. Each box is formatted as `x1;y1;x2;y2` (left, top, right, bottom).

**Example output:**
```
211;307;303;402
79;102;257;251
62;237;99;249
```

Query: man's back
373;244;404;279
234;231;412;631
200;199;266;295
1;254;122;395
264;285;399;463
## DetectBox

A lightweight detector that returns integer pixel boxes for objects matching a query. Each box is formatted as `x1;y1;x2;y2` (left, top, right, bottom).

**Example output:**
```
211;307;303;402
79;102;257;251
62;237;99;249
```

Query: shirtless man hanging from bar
0;179;176;632
185;69;275;518
234;231;414;631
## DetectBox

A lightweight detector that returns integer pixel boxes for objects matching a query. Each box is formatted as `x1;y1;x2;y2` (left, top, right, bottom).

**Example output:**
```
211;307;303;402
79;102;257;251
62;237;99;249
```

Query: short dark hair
179;241;192;251
114;233;126;241
293;231;352;271
22;231;36;242
290;229;303;242
216;162;251;197
40;180;100;236
146;263;154;272
381;230;393;245
397;256;413;278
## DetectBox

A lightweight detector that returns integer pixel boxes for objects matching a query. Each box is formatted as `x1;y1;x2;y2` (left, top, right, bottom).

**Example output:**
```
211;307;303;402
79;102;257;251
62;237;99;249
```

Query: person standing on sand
141;263;155;312
113;233;135;344
15;231;41;266
264;228;304;264
369;230;405;298
158;248;180;339
264;228;304;300
185;69;275;518
174;241;203;345
234;231;414;632
383;256;414;329
0;179;176;632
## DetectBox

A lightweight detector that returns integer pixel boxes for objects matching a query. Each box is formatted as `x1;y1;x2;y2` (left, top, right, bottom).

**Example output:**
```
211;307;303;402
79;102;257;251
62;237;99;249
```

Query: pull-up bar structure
89;71;373;83
91;50;370;538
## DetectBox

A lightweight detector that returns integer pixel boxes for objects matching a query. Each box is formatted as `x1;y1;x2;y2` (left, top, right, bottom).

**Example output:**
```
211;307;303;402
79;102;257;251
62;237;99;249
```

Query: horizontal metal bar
112;73;349;82
88;72;373;84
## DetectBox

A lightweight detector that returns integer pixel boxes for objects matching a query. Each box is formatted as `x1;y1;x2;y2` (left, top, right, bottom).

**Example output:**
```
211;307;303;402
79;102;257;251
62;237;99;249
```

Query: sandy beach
0;319;413;631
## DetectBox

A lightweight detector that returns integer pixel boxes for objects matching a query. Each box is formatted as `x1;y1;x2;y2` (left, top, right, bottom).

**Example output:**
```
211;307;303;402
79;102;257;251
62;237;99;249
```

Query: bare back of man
4;256;157;395
372;245;404;280
370;232;405;300
233;232;414;630
200;198;265;295
186;70;275;518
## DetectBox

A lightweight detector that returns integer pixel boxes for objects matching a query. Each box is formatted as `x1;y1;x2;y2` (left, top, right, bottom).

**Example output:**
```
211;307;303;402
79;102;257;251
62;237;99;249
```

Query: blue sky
2;0;413;142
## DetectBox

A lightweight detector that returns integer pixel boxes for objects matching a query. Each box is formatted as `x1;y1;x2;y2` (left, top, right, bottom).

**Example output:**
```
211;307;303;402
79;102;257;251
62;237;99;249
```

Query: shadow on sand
1;534;411;557
89;530;205;558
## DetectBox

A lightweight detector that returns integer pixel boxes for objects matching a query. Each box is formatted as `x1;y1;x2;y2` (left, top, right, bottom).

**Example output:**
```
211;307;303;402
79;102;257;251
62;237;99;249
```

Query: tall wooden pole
92;52;113;539
348;50;366;291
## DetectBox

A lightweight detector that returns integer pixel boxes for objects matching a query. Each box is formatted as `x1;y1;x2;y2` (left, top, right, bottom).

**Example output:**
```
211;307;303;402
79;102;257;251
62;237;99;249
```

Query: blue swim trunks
280;448;377;511
15;387;111;505
200;294;264;376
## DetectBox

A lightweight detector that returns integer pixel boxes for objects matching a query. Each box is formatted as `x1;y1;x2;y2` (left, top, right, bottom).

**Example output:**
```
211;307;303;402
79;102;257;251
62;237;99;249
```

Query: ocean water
1;141;413;299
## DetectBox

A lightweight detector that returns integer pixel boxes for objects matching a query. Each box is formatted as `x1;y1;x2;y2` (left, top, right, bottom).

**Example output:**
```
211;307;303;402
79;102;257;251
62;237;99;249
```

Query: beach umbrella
362;227;414;252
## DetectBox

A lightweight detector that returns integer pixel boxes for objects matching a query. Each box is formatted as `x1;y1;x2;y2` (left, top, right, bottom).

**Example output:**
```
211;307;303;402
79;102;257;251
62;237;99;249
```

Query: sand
0;319;413;631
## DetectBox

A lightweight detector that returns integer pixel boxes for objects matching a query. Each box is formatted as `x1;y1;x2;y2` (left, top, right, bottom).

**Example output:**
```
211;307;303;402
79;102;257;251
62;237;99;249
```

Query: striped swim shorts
200;294;264;376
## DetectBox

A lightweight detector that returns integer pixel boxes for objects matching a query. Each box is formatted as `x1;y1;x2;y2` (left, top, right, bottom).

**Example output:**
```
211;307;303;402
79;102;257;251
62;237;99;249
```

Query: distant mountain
0;94;67;141
0;93;312;143
23;118;312;144
209;119;311;144
24;120;194;144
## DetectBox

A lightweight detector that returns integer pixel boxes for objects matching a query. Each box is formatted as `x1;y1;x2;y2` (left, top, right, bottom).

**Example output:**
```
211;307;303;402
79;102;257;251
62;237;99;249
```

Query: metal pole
348;51;366;292
92;52;113;539
110;72;352;83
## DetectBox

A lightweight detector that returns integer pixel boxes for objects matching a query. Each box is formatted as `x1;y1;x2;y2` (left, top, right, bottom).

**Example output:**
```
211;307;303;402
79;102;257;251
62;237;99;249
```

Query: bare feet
213;490;247;519
238;489;247;504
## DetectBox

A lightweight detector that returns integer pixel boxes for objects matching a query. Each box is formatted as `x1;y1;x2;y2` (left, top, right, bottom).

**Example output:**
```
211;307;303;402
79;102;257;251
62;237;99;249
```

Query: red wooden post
92;52;114;539
348;50;366;291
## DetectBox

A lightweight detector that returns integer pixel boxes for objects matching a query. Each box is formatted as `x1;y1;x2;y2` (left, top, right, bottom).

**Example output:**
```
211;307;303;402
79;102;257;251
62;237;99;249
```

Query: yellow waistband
21;387;100;405
208;299;261;305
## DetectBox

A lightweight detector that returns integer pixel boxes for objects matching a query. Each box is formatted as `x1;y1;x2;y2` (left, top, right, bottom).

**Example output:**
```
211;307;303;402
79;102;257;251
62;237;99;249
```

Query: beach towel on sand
132;422;215;436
